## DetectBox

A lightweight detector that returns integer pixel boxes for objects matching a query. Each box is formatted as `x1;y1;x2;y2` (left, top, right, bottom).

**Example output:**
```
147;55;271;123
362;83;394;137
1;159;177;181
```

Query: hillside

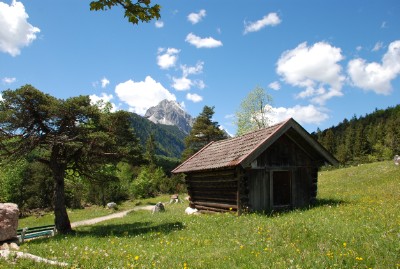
129;113;186;159
312;104;400;165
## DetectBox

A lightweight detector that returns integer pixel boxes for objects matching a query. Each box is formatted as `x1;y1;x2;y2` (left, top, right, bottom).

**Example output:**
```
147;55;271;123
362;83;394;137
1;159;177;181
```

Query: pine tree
181;106;227;160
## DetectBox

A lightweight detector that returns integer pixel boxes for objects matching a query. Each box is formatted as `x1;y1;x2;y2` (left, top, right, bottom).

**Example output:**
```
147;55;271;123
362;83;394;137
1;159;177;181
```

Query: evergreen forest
312;104;400;165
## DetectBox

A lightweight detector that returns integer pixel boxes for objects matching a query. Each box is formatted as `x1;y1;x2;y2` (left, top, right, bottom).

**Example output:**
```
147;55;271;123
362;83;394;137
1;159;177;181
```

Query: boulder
107;202;117;209
0;203;19;242
151;202;165;214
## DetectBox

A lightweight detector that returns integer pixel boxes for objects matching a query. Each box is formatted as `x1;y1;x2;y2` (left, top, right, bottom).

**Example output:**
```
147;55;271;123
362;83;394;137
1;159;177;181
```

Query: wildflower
229;208;233;211
356;257;363;261
134;256;139;261
343;242;347;248
240;245;244;249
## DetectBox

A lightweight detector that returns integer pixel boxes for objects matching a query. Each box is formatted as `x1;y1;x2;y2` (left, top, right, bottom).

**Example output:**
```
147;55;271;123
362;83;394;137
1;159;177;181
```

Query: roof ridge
234;118;292;165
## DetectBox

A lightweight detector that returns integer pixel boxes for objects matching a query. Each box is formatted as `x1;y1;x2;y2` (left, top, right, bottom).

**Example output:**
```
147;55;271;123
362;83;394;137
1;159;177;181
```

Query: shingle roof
172;118;338;173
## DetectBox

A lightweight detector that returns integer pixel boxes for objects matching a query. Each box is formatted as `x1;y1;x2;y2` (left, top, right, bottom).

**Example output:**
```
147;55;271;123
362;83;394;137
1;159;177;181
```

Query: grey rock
145;100;194;134
0;203;19;242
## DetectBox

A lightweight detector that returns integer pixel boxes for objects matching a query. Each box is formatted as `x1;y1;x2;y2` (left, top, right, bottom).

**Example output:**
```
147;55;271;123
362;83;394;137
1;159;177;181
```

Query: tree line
312;105;400;165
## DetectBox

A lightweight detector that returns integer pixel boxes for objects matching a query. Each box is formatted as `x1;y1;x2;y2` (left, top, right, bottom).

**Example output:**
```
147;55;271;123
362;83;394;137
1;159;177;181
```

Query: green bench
17;225;57;243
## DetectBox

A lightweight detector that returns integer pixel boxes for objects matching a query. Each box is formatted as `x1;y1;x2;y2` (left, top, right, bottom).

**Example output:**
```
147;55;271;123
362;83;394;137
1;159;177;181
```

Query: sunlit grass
3;161;399;268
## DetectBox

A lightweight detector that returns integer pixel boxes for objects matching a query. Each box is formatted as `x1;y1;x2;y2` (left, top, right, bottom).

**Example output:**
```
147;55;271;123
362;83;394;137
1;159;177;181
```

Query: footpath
71;205;154;228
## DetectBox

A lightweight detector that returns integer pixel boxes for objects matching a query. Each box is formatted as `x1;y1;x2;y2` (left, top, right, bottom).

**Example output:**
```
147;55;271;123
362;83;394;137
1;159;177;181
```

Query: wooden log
187;178;238;183
193;197;237;204
189;169;236;178
193;201;238;210
195;205;233;213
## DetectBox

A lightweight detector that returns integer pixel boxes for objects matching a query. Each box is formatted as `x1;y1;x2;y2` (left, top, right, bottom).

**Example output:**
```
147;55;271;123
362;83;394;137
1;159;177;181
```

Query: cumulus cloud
157;48;180;69
172;76;192;91
2;77;16;84
115;76;176;115
101;77;110;88
277;41;345;105
172;62;204;91
269;104;329;125
185;33;222;49
268;81;281;91
372;41;384;52
188;9;206;24
90;92;117;112
0;0;40;56
244;12;281;34
347;40;400;95
186;93;203;103
155;20;164;28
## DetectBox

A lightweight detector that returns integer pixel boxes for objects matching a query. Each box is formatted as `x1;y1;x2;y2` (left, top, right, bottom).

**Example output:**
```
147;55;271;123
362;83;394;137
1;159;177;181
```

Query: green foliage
235;86;273;136
182;106;227;160
5;161;399;268
0;85;143;233
313;105;400;165
131;166;167;198
90;0;161;25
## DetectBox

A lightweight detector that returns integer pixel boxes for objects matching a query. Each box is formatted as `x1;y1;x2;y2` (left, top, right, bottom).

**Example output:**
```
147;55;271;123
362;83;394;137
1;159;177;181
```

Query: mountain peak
144;99;194;134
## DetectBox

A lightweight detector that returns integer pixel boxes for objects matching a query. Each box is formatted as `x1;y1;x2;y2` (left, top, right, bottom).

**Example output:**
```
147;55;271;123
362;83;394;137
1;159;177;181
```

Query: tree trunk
51;147;72;234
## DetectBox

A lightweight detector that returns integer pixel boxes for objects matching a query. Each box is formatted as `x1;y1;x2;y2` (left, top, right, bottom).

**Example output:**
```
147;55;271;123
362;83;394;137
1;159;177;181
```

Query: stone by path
71;205;154;228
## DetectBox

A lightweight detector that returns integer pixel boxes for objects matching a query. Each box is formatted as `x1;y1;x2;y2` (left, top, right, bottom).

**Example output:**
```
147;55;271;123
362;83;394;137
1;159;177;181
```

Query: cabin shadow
249;198;346;216
75;221;185;238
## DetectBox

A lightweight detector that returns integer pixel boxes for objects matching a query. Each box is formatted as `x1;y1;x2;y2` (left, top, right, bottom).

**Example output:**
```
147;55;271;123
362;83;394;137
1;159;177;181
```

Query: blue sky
1;0;399;135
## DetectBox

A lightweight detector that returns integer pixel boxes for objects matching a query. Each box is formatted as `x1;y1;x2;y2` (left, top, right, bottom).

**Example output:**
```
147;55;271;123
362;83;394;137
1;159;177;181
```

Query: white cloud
244;12;281;34
101;77;110;88
186;93;203;103
381;21;387;28
187;9;206;24
172;62;205;91
0;0;40;56
185;33;222;49
182;61;203;76
372;41;383;52
348;40;400;95
155;20;164;28
2;77;16;84
356;46;363;52
157;47;180;69
268;81;281;91
269;104;329;125
277;41;345;105
90;92;118;112
172;76;192;91
115;76;176;115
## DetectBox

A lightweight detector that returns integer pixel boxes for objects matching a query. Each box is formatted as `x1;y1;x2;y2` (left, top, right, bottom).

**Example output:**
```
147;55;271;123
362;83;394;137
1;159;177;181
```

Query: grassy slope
2;161;399;268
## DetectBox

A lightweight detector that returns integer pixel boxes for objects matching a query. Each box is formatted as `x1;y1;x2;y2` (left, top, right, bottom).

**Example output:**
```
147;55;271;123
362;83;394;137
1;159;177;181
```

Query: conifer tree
182;106;227;160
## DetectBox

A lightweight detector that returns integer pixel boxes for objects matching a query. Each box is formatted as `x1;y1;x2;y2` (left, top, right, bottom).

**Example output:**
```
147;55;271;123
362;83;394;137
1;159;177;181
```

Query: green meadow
1;161;399;268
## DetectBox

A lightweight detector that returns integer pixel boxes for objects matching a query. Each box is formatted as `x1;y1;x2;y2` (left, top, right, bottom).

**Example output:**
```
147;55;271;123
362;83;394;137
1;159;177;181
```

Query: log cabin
172;118;338;214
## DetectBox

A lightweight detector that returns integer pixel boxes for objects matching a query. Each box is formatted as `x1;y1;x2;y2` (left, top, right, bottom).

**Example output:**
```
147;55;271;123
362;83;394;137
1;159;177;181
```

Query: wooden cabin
172;118;338;214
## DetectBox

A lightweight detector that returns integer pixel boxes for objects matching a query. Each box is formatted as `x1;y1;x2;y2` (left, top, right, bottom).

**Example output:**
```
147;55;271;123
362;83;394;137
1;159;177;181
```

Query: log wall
186;168;239;213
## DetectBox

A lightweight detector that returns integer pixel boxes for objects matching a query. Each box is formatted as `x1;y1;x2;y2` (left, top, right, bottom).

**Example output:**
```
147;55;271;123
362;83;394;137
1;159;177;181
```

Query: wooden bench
17;225;57;243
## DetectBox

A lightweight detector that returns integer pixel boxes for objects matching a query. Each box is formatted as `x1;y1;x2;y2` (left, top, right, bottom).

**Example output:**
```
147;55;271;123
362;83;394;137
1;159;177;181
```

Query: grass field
1;161;399;268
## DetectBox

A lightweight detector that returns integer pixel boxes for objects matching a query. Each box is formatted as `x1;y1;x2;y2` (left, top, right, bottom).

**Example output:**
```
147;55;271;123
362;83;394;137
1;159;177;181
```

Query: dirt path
71;205;154;228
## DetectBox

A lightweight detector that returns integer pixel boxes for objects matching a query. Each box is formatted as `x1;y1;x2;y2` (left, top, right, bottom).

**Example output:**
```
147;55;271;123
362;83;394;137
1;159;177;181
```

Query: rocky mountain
144;100;194;134
129;113;186;159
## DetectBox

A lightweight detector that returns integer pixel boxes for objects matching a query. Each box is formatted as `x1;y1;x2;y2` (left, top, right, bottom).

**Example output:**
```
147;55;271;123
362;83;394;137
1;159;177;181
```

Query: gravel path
71;205;154;228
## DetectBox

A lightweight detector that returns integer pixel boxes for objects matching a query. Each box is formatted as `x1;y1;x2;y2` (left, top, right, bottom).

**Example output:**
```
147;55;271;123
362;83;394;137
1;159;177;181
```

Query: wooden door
248;170;270;212
272;171;291;208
